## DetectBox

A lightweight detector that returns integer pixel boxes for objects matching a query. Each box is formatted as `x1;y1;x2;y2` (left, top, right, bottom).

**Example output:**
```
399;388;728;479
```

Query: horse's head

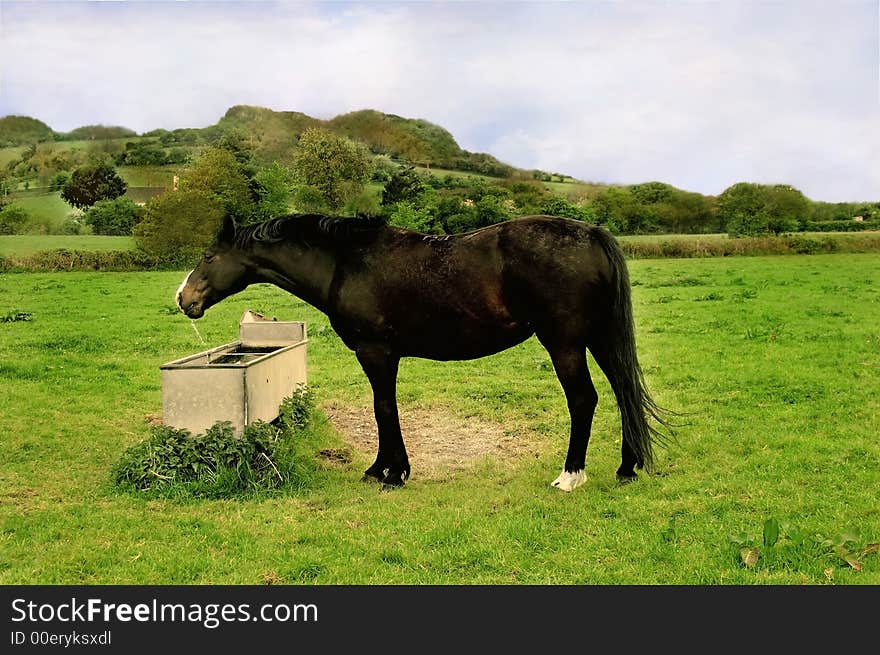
176;215;252;319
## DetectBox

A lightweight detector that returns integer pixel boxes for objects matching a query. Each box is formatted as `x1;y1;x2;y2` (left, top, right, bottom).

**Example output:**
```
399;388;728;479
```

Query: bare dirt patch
321;401;539;480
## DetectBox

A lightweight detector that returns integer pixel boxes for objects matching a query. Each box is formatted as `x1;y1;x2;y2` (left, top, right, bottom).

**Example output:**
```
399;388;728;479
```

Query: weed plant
112;387;317;499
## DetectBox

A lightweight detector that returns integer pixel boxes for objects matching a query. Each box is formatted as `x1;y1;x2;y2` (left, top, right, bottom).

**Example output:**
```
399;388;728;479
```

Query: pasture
4;192;75;231
0;235;136;257
0;253;877;584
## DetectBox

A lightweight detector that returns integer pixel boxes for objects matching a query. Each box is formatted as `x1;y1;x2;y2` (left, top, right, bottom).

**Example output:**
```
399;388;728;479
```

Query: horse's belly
397;320;533;361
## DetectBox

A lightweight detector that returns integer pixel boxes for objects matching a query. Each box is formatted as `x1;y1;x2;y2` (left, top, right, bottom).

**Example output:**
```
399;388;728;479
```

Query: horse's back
492;216;618;336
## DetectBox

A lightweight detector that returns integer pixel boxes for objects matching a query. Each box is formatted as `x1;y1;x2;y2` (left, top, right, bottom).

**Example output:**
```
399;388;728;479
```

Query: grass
0;254;878;584
6;192;76;230
0;146;26;168
117;165;182;188
414;166;606;200
0;235;136;257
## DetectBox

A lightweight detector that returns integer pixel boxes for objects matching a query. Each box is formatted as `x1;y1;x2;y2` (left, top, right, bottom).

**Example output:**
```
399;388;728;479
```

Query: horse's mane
234;214;388;249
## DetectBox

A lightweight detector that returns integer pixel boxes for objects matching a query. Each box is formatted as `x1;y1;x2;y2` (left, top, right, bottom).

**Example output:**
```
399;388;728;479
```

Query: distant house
853;216;864;222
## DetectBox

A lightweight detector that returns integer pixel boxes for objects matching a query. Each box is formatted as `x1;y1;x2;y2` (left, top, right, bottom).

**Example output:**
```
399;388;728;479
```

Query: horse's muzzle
177;291;203;319
181;301;204;319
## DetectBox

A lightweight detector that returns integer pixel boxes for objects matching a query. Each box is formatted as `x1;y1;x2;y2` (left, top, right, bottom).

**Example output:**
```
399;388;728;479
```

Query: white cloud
0;0;876;201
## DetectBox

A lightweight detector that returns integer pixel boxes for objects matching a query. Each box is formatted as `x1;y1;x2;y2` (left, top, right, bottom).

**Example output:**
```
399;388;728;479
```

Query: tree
718;182;765;236
134;190;224;263
61;163;127;209
83;197;144;235
382;166;424;206
719;182;810;236
591;187;643;234
181;147;256;221
293;128;373;211
763;185;809;234
250;162;293;221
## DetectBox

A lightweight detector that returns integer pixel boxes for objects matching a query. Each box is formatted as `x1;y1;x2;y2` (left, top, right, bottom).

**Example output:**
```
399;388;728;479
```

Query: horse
176;213;670;491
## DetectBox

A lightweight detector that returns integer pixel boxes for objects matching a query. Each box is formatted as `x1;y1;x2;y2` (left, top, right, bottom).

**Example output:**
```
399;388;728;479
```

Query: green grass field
0;146;26;168
0;254;878;584
117;165;182;188
5;192;76;230
0;235;136;257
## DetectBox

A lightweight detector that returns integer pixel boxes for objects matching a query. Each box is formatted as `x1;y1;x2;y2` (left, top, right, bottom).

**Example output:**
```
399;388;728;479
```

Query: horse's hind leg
540;339;598;492
355;346;411;488
586;341;638;483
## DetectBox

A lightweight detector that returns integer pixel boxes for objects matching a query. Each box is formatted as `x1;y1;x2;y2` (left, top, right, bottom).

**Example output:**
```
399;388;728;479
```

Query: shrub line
2;232;879;272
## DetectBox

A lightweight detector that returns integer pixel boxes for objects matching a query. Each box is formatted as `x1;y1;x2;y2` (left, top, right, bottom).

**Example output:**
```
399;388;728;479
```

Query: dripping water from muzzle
190;319;206;345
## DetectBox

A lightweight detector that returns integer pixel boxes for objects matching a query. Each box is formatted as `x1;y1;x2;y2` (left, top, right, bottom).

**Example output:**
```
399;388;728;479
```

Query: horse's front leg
355;345;410;487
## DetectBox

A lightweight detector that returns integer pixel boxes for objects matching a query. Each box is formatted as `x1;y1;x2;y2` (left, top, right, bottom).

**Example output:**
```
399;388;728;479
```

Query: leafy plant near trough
112;387;318;499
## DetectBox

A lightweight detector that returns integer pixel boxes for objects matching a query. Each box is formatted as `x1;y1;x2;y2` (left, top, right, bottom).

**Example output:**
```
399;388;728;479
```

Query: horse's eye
204;254;215;263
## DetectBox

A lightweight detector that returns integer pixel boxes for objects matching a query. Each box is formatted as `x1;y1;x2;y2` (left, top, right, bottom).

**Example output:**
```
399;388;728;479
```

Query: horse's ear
218;214;236;244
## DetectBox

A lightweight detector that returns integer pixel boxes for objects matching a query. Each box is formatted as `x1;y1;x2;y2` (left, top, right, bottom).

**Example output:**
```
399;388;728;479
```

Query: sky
1;0;877;202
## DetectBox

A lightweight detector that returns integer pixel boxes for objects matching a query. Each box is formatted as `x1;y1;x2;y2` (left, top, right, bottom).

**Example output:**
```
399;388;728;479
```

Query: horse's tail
590;227;672;470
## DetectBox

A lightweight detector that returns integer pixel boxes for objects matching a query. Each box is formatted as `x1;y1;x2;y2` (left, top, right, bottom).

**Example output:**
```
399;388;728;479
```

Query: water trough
160;310;308;436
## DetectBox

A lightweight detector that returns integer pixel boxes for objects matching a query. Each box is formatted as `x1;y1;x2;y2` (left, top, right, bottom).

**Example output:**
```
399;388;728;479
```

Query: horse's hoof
362;464;387;483
615;472;638;485
550;469;586;492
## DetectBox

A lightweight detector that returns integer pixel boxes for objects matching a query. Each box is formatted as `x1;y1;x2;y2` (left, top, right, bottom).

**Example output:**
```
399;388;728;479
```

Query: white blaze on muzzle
176;269;194;311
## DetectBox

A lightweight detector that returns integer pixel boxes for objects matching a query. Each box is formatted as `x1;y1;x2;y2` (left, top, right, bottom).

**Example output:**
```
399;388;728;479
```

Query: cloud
0;0;876;201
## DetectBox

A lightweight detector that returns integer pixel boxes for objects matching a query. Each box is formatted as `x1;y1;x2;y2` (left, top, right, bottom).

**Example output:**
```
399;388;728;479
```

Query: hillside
61;125;137;141
0;105;519;179
221;105;514;176
217;105;321;163
0;115;56;147
325;109;512;176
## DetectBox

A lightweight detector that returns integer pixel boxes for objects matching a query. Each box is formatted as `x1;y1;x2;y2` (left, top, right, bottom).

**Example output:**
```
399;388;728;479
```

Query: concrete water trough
160;310;308;436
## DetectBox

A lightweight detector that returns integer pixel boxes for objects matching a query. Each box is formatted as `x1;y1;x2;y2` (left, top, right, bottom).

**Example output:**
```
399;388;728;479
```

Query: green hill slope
0;116;56;147
1;105;518;178
61;125;137;140
217;105;321;163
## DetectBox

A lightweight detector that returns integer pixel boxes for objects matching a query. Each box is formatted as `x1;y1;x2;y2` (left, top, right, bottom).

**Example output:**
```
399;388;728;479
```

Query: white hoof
550;469;586;492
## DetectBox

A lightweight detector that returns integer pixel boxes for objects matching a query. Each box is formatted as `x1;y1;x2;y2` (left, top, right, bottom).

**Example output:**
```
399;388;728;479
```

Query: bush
48;171;71;192
114;141;188;166
112;387;318;498
8;249;165;272
387;200;439;233
0;203;29;234
134;190;224;264
802;220;880;232
382;166;424;206
540;197;596;222
291;184;327;213
344;189;381;217
83;197;144;235
60;215;88;235
619;233;880;259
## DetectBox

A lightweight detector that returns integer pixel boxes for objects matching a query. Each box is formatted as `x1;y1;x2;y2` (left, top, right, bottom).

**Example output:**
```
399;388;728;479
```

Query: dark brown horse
177;213;669;491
